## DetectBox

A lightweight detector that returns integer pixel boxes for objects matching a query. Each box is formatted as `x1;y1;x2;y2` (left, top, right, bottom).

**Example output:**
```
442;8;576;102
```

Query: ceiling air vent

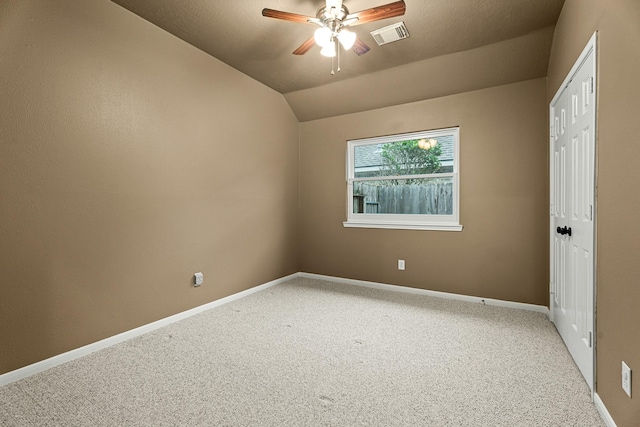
370;22;409;46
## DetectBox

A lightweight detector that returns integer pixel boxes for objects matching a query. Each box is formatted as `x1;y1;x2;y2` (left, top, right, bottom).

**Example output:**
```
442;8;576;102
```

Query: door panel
550;38;596;391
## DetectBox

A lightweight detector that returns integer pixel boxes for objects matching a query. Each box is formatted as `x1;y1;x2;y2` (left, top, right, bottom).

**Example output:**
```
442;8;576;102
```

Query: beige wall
299;79;549;305
0;0;299;375
3;2;637;425
285;28;555;122
547;1;640;425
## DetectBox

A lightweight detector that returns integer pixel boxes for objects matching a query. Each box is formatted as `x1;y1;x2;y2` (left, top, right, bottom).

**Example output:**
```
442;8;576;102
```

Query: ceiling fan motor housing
317;5;349;23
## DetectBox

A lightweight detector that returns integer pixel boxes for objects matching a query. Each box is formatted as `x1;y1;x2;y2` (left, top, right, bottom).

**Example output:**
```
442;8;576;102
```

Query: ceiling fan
262;0;406;73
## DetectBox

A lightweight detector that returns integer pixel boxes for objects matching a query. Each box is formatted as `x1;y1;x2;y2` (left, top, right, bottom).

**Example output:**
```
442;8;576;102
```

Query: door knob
556;226;572;236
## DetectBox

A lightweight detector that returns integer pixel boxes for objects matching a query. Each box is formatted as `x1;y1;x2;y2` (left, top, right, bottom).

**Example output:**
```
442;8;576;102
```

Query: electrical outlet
398;259;405;270
622;361;632;397
194;272;204;287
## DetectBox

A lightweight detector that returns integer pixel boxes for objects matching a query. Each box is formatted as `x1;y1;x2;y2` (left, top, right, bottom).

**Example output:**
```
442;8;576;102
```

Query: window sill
343;221;463;232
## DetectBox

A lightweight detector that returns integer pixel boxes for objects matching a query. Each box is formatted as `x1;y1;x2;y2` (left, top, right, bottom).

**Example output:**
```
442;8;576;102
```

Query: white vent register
370;22;409;46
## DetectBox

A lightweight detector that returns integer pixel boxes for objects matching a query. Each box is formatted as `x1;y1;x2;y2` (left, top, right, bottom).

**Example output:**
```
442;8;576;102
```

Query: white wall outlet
398;259;405;270
622;361;632;397
194;272;204;287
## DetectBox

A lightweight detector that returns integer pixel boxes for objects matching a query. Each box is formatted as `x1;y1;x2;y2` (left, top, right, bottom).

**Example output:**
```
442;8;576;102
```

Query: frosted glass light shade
338;29;356;50
320;42;336;57
314;27;332;47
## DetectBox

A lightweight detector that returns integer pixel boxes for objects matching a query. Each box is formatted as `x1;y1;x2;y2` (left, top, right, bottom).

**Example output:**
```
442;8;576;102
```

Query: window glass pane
354;135;454;178
352;177;453;215
346;127;460;230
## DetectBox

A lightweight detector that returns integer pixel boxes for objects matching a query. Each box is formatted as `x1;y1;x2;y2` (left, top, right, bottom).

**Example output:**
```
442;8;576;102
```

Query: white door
550;34;596;391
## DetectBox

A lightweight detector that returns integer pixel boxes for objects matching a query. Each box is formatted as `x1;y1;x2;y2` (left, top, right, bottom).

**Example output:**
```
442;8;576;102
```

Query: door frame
549;31;598;393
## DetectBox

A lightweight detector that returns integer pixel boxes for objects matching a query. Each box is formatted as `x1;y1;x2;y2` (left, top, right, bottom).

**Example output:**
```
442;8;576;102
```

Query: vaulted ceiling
111;0;565;120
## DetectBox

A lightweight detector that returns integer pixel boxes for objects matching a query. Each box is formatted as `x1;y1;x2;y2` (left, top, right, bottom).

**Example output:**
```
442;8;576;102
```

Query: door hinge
589;204;593;221
588;331;593;348
589;77;594;94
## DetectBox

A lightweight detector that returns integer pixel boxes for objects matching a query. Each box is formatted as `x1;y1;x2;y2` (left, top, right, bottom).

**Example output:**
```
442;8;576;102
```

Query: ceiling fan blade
352;38;371;56
293;37;316;55
262;8;316;24
346;0;406;26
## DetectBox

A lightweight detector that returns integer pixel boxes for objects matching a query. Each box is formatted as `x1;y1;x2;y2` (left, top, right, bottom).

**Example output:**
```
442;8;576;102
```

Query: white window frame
344;127;462;231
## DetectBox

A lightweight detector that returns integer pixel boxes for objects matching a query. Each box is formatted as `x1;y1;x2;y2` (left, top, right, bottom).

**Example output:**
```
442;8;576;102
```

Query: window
344;127;462;231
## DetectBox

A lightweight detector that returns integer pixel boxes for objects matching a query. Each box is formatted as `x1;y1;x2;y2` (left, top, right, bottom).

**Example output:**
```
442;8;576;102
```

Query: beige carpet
0;277;605;426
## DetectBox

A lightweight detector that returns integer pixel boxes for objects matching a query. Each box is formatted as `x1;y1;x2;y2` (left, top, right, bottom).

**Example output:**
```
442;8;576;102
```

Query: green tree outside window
379;139;442;184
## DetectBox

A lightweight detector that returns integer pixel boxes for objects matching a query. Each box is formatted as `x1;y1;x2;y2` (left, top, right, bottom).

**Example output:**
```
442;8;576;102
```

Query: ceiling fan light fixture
337;29;356;50
262;0;408;73
314;26;332;47
320;41;336;57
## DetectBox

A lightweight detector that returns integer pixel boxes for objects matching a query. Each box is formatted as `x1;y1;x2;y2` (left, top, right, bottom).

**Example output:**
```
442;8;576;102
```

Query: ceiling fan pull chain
337;40;341;73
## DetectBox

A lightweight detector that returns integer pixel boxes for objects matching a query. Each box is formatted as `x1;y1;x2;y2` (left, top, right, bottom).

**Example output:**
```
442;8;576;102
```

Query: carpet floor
0;277;605;426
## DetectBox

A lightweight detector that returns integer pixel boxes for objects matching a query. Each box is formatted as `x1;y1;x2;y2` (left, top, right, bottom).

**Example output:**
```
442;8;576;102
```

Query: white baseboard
298;272;551;316
0;273;297;387
594;393;617;427
1;270;613;425
0;271;552;387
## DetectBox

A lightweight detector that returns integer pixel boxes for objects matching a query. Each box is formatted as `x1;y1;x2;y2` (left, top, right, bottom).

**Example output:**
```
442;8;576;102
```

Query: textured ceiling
111;0;565;95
